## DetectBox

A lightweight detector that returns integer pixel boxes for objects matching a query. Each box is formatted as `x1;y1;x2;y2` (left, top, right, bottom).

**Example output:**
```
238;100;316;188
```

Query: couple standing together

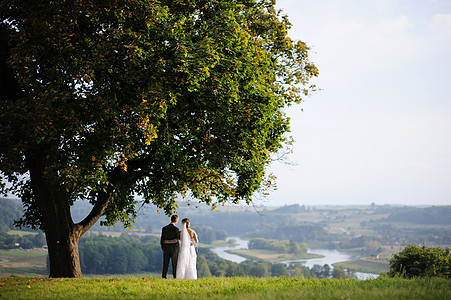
160;215;198;279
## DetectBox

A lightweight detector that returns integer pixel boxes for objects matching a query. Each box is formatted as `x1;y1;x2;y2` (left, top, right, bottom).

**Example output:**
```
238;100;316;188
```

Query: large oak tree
0;0;317;277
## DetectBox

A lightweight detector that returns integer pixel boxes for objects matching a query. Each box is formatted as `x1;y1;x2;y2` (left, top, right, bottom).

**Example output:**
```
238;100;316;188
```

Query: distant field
200;239;234;248
227;249;322;263
334;258;390;274
0;250;47;277
0;250;47;257
6;230;37;237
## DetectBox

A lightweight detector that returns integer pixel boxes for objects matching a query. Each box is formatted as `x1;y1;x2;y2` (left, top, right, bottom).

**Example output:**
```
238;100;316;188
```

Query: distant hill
268;204;307;214
0;198;22;232
383;206;451;225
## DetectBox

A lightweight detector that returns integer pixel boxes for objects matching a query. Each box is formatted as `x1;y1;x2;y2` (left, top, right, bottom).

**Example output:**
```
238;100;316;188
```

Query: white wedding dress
176;222;197;279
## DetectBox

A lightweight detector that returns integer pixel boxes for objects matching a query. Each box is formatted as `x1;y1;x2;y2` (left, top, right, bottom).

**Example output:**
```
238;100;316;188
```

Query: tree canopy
389;244;450;278
0;0;317;277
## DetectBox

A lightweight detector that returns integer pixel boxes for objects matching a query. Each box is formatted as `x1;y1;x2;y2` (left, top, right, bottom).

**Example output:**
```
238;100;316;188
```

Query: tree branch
77;185;113;236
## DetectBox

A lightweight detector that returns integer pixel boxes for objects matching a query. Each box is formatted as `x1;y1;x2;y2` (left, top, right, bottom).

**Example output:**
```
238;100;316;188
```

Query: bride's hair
182;218;190;224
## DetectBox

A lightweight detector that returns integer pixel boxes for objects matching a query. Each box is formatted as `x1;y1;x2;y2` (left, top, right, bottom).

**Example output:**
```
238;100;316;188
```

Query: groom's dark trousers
160;223;180;278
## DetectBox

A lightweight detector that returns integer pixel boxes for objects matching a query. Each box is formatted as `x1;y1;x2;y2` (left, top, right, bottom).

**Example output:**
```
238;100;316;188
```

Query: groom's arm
160;229;165;249
164;238;179;244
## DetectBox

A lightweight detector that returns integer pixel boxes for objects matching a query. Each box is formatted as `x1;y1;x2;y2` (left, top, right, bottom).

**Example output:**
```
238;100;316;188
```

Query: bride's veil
180;222;190;248
176;221;190;278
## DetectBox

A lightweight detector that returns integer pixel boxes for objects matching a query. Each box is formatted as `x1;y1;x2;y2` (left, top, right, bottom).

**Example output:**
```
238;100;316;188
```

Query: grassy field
6;230;38;237
0;276;449;299
0;250;48;277
227;249;322;263
333;259;390;274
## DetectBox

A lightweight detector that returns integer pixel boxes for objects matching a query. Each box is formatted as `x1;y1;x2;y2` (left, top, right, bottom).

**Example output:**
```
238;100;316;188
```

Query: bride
176;218;198;279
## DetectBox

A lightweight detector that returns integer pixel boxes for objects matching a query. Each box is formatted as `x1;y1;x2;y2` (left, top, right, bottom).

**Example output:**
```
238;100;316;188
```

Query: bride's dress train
176;223;197;279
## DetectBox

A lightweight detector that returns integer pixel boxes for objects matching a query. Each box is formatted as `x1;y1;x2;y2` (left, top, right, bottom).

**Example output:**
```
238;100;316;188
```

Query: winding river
210;237;379;280
210;237;249;264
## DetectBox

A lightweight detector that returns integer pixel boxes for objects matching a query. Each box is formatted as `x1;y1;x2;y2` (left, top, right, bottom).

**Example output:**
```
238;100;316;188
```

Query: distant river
210;237;249;263
210;237;379;280
281;248;357;268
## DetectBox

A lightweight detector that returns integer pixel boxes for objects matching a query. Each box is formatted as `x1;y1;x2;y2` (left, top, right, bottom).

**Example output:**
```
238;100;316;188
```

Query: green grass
0;276;450;299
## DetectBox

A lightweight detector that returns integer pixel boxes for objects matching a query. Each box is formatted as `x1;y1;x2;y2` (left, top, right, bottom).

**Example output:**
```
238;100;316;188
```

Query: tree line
0;198;46;249
248;238;307;255
0;231;46;250
383;206;451;225
359;223;451;247
243;224;329;244
0;198;22;233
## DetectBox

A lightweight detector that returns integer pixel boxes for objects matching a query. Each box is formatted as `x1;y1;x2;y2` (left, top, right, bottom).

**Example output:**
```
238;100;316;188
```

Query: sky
265;0;451;206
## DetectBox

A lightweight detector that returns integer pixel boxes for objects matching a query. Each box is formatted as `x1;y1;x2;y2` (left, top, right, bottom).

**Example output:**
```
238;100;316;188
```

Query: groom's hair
171;215;178;222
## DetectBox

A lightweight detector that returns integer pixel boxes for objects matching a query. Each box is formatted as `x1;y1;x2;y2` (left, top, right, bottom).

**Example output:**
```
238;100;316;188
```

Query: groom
160;215;180;278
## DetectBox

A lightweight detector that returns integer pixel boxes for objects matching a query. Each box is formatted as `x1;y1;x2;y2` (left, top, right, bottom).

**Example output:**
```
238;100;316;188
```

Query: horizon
2;196;450;210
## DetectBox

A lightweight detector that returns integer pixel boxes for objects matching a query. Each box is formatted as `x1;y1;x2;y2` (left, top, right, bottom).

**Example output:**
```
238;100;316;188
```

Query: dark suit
160;223;180;278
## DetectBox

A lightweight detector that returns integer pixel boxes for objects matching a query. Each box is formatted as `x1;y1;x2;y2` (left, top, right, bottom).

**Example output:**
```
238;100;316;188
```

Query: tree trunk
43;194;111;278
30;173;83;277
29;155;111;278
45;224;83;278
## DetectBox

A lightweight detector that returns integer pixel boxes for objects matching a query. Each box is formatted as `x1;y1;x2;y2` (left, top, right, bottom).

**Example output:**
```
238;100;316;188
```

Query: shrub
388;244;450;278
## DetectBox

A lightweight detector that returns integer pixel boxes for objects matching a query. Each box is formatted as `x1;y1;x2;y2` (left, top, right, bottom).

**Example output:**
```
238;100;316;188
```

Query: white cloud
427;13;451;52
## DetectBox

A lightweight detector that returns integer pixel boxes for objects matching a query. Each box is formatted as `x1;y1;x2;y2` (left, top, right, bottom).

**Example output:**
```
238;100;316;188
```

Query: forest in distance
1;198;450;278
76;200;451;249
2;197;451;251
